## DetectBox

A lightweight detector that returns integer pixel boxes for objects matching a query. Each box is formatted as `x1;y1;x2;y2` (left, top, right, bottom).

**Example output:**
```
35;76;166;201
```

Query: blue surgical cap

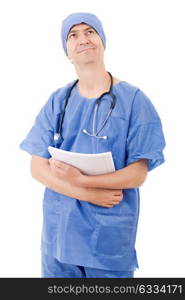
61;12;106;56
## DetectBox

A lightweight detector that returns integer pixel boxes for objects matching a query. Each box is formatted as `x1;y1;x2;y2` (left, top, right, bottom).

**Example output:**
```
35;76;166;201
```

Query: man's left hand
49;158;85;186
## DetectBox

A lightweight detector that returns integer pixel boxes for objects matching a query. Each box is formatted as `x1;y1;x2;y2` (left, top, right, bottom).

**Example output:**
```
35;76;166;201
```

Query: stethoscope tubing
54;71;116;146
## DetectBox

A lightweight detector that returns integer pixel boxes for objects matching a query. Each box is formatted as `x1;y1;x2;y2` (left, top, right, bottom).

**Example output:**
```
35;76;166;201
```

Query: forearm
80;159;148;189
31;159;87;200
30;156;124;208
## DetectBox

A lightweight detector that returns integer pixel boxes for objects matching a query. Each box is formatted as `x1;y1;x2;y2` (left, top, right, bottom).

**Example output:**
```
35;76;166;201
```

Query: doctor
20;12;166;278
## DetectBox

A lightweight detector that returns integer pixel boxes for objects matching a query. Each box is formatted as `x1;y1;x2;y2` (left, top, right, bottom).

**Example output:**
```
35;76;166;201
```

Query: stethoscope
54;71;116;147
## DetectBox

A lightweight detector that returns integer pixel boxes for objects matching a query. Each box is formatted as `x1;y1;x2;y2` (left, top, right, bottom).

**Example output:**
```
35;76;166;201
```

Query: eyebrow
68;27;94;35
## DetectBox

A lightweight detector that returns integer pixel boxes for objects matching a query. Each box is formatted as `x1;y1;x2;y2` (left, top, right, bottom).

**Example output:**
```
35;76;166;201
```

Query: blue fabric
20;80;166;271
41;252;134;278
61;12;106;56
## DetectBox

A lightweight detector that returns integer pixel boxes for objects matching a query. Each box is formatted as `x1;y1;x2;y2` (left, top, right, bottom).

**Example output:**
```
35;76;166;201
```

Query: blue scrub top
20;80;166;271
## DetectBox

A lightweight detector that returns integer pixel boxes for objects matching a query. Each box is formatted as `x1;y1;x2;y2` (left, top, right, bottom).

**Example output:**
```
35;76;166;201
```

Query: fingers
49;158;56;167
96;190;123;208
49;158;61;178
49;158;60;170
48;157;53;164
102;197;122;208
104;202;119;208
113;189;123;196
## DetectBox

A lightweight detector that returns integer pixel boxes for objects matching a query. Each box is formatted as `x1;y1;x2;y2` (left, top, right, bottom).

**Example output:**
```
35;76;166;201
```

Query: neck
75;63;110;92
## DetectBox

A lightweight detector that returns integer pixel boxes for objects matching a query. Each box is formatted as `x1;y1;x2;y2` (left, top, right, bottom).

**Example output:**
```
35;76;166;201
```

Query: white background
0;0;184;277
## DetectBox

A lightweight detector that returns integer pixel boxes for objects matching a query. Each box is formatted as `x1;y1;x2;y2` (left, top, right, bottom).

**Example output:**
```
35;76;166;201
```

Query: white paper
48;146;115;175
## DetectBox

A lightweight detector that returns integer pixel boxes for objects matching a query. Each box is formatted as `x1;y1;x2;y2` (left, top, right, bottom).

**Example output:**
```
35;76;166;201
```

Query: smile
79;48;94;53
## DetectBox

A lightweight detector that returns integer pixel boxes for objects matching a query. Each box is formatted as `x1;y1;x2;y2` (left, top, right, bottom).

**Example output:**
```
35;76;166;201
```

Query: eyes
68;30;95;40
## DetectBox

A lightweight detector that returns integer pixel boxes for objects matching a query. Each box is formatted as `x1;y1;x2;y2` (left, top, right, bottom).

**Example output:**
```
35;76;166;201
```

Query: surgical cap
61;12;106;56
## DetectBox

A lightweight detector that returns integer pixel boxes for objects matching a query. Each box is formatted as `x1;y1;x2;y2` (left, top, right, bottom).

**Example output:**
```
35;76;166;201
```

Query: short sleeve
19;92;55;158
125;89;166;171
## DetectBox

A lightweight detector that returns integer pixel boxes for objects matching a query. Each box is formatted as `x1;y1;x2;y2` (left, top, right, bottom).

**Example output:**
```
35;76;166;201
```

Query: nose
78;33;90;45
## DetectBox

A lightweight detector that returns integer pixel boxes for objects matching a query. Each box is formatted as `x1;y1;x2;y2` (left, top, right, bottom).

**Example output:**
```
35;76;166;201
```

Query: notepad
48;146;115;175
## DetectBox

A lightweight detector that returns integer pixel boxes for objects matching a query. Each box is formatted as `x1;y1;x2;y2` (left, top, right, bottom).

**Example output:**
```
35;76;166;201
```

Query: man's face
66;23;104;66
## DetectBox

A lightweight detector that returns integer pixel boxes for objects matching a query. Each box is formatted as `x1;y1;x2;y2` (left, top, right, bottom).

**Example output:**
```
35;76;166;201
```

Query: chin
75;57;96;64
83;59;97;64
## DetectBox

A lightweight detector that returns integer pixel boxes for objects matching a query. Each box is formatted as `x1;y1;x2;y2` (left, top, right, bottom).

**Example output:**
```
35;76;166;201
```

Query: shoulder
115;78;152;106
113;77;122;85
130;88;161;123
113;77;140;102
52;80;74;98
114;79;160;121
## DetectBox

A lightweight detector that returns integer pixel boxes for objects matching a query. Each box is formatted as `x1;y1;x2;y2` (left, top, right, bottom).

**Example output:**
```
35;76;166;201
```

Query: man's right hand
81;187;123;208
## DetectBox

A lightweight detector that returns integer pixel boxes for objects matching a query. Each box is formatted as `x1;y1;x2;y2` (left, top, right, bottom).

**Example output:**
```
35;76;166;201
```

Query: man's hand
49;158;85;186
84;187;123;208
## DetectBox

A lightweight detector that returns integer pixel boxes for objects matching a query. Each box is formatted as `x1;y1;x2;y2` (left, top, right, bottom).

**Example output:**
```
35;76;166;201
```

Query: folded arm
30;155;123;208
80;159;148;189
50;157;148;190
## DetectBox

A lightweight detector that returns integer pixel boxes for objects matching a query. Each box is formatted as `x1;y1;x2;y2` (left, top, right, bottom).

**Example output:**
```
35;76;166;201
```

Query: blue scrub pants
41;253;134;278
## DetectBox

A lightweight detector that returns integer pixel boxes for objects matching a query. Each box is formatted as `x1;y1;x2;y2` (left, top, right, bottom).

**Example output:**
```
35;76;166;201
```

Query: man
20;12;166;278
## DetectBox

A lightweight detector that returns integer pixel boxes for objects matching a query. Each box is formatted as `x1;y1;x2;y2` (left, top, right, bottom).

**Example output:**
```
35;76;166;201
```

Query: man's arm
80;159;148;190
30;155;123;208
31;155;85;199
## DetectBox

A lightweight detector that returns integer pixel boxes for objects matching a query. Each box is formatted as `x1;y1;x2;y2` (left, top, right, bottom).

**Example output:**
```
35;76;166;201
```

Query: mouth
78;48;95;53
